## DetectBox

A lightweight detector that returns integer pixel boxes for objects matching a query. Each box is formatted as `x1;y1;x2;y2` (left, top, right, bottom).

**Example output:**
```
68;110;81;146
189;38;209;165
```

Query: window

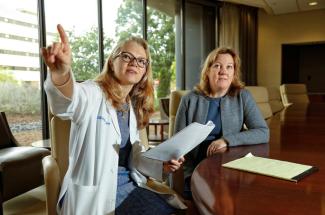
102;0;143;60
147;0;177;101
45;0;100;80
0;0;42;145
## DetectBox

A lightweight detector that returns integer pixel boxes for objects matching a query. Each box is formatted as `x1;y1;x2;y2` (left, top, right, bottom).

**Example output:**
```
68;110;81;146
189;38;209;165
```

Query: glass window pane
102;0;143;59
147;0;177;99
45;0;99;80
0;0;42;145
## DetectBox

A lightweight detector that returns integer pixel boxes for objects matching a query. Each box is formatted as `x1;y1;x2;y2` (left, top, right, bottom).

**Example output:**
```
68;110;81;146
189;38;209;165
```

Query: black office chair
0;112;50;213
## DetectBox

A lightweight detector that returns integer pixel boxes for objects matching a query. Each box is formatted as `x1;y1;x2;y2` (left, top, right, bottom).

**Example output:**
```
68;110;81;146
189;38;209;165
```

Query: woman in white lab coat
42;24;185;215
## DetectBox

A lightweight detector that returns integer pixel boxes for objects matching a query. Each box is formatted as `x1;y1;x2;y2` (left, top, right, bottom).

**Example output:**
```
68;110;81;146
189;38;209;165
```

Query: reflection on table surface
191;103;325;215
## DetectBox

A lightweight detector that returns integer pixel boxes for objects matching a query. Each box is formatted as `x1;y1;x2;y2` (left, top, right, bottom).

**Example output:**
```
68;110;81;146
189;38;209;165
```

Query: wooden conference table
191;103;325;215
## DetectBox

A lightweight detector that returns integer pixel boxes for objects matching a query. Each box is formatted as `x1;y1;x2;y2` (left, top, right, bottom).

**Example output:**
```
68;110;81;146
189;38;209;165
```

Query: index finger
178;157;185;162
57;24;69;45
170;158;182;164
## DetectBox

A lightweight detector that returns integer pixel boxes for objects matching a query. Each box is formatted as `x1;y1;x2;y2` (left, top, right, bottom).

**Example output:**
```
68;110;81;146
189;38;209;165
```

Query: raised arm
41;24;72;98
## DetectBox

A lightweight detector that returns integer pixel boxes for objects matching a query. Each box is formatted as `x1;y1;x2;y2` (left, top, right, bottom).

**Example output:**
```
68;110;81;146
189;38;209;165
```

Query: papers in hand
143;121;215;161
222;153;318;182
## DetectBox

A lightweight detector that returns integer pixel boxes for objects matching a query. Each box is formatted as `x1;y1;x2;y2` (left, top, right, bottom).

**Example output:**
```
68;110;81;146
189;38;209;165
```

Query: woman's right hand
163;157;185;174
207;138;227;157
41;24;71;81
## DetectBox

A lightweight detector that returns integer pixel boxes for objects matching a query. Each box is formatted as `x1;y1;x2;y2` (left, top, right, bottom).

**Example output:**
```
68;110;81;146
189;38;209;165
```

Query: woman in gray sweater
174;47;269;199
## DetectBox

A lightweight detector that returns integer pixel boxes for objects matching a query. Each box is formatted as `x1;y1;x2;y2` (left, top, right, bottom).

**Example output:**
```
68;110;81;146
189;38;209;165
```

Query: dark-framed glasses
116;51;149;68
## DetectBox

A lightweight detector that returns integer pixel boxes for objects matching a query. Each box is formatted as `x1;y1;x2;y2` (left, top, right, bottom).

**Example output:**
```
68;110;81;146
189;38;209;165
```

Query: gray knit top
174;89;270;178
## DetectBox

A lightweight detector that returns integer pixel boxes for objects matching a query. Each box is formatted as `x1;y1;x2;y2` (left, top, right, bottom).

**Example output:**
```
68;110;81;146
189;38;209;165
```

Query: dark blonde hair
195;47;244;97
96;37;154;129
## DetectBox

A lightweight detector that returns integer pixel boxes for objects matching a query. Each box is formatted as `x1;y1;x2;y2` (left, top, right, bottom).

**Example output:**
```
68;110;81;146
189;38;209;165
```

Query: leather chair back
245;86;273;119
169;90;190;138
50;116;70;181
280;84;309;106
43;116;70;215
0;116;14;149
267;86;284;114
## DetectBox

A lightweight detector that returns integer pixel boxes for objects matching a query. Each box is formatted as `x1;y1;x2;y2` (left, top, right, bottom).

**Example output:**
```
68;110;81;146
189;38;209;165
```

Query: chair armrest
42;155;61;215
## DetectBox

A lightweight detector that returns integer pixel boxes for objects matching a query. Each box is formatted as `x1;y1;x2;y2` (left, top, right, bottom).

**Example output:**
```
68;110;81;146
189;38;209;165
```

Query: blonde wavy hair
195;47;244;97
95;37;154;129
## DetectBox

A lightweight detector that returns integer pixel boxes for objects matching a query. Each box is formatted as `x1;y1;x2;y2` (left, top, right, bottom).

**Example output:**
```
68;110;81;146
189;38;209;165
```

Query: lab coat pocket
64;183;98;215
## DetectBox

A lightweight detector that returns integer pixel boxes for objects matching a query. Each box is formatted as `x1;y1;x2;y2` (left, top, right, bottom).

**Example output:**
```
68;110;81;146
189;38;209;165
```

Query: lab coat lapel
106;100;121;137
129;103;140;143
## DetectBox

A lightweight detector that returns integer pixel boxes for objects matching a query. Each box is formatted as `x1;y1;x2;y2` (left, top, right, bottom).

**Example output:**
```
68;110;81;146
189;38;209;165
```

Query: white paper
222;153;315;182
143;121;215;161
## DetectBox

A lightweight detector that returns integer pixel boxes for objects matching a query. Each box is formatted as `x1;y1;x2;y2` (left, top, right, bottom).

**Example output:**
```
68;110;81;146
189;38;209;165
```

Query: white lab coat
44;75;185;215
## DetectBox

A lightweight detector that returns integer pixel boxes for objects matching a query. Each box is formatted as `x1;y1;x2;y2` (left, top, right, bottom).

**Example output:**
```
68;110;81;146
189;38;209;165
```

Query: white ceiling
220;0;325;15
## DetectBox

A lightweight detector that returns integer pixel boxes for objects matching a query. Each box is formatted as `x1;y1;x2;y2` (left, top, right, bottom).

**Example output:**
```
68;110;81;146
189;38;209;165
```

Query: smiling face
112;41;148;87
207;53;235;97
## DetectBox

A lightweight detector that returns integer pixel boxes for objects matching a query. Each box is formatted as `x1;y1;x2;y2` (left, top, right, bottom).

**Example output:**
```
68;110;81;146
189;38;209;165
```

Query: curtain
219;3;240;53
239;6;258;85
218;3;258;86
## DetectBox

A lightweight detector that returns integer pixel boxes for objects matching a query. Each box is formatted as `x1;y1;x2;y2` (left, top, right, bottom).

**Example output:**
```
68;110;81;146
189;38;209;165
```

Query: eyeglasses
115;51;149;68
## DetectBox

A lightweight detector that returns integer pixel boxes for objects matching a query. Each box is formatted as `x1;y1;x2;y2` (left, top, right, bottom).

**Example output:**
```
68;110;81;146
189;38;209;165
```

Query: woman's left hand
163;157;185;174
207;139;228;157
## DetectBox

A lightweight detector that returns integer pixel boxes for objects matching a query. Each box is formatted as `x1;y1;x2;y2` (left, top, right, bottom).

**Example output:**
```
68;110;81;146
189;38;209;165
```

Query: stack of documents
222;153;318;182
143;121;215;161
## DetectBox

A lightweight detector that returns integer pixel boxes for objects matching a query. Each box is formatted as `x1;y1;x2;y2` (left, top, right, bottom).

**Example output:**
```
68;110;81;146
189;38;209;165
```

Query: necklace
118;103;129;119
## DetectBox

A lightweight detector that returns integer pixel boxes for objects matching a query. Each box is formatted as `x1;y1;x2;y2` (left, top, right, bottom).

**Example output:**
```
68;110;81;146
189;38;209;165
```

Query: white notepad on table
222;153;318;182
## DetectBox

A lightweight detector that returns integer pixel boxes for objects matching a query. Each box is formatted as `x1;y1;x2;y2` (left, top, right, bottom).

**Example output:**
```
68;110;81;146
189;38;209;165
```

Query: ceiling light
308;2;318;6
